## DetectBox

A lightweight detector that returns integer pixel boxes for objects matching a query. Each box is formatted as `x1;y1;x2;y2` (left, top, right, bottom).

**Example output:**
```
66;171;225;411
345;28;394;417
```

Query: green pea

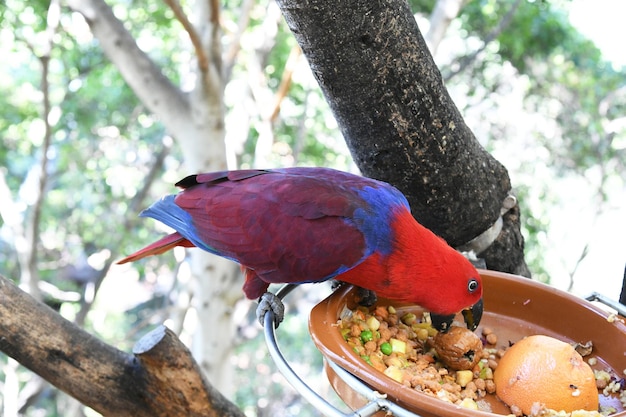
360;330;374;343
380;342;392;356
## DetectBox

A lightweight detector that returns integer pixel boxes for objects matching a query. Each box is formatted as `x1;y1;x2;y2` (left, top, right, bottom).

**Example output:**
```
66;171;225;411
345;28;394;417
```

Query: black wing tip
175;169;276;189
174;174;199;189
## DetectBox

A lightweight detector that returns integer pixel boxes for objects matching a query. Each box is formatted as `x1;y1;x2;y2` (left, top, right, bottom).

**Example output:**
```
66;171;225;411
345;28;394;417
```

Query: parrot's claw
330;280;343;291
356;287;378;307
332;282;378;307
257;292;285;328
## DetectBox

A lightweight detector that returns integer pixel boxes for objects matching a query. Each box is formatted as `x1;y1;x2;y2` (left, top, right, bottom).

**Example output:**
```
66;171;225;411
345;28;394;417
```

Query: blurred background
0;0;624;415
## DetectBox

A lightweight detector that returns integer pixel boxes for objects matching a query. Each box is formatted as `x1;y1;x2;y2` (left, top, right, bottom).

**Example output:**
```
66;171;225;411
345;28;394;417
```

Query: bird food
337;304;626;416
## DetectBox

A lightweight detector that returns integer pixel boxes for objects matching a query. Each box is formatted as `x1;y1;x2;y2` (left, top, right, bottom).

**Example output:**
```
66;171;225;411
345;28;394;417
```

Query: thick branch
0;275;244;417
133;326;243;417
67;0;191;134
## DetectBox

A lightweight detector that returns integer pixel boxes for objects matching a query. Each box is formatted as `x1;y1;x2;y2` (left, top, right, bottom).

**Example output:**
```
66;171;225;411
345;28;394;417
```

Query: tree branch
0;274;244;417
277;0;504;241
163;0;210;74
425;0;468;55
223;0;255;83
1;0;62;301
67;0;190;135
270;45;301;123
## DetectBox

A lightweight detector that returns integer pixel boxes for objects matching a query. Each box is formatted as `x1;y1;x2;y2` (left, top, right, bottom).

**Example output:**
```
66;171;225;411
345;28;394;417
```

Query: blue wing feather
140;195;240;263
352;185;410;257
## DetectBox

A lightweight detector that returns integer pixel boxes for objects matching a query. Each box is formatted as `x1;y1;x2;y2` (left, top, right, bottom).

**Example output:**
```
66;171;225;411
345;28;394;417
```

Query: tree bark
275;0;529;276
0;274;244;417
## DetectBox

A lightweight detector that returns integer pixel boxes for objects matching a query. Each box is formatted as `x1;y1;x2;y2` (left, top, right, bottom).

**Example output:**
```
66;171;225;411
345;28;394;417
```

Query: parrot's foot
330;280;343;291
356;287;377;307
256;292;285;328
332;282;378;307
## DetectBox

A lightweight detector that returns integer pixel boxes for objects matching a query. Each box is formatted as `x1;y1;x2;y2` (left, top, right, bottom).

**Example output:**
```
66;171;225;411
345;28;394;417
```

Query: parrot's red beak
431;297;483;333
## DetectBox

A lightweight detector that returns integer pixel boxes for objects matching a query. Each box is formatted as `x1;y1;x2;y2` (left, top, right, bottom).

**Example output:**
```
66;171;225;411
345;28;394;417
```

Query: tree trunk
275;0;529;276
175;0;243;400
68;0;244;397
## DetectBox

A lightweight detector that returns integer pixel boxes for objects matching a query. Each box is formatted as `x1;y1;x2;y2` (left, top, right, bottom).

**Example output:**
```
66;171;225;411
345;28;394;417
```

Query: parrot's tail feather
117;232;195;264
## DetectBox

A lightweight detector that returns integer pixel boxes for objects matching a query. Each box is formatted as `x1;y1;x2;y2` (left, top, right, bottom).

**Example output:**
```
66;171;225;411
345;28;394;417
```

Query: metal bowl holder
262;284;626;417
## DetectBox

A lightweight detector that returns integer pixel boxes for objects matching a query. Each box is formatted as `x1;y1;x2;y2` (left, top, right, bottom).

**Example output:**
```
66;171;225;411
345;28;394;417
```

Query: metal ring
585;292;626;317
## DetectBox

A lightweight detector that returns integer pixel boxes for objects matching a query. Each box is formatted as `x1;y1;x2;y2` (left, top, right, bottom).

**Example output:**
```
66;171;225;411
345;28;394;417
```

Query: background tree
0;0;624;415
65;0;246;398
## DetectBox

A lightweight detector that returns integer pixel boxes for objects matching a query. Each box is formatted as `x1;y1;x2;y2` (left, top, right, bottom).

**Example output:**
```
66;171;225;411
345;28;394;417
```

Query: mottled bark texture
275;0;529;275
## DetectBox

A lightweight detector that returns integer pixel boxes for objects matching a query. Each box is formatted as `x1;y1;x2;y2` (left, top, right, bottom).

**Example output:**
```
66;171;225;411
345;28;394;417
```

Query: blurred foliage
0;0;624;415
462;0;573;72
438;0;625;283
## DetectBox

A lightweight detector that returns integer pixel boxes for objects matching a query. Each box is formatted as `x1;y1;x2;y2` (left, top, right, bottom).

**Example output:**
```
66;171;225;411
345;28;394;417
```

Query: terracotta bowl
309;269;626;417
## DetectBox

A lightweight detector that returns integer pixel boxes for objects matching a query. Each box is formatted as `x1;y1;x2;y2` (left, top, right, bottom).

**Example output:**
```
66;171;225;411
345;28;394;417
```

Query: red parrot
118;167;483;332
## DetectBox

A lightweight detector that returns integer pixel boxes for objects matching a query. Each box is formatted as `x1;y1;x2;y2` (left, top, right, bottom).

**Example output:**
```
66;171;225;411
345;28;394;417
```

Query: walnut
433;326;483;371
573;340;593;357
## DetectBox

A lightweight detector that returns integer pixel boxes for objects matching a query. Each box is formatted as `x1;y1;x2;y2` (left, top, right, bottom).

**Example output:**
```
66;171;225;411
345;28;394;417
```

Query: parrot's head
428;249;483;333
376;208;484;333
387;228;484;332
385;242;484;332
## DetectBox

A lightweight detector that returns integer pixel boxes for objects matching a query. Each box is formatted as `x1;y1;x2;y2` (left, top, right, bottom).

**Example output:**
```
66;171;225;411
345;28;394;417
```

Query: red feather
117;232;194;264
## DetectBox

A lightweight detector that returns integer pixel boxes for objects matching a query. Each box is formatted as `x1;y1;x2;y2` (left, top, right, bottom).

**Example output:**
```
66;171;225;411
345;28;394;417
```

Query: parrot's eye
467;278;479;293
